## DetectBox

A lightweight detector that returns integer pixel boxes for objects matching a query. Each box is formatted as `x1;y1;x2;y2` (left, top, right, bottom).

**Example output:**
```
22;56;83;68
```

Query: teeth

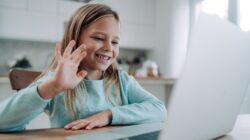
97;54;110;60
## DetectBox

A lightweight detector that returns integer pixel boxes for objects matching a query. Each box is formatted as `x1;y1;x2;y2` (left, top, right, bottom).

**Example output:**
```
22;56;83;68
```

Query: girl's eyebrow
92;31;120;40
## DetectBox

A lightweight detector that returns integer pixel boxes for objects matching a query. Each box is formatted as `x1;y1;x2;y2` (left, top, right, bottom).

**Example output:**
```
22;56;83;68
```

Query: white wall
151;0;190;78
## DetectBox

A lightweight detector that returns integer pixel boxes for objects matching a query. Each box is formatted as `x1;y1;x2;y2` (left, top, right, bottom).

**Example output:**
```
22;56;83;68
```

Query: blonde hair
39;4;121;120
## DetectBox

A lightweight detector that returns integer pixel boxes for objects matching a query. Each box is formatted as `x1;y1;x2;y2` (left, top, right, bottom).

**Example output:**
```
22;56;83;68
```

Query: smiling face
79;15;120;73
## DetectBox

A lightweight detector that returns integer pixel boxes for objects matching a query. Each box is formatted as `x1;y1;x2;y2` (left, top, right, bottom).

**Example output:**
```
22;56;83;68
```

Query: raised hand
64;110;112;130
38;40;87;99
52;40;87;91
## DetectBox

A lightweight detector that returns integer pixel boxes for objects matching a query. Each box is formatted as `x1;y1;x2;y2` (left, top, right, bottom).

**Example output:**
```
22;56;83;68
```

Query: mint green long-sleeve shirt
0;70;167;132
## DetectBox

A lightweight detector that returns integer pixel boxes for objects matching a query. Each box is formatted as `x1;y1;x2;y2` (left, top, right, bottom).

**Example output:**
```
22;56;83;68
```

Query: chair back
8;69;41;90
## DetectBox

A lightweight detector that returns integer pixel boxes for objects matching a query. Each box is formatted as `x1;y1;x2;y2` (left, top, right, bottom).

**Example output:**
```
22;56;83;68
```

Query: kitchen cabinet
0;0;84;42
136;77;175;107
98;0;156;49
0;8;57;42
56;0;85;41
0;0;156;49
0;0;57;42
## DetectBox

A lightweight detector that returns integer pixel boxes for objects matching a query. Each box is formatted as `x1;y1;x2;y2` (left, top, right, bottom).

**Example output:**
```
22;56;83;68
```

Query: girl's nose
103;42;113;51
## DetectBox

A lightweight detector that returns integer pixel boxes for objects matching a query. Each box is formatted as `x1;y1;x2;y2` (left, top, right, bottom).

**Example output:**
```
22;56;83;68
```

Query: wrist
49;77;64;93
106;109;113;124
38;78;63;99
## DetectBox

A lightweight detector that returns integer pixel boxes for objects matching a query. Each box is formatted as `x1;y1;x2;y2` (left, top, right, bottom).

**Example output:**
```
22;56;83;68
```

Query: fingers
77;70;88;79
85;122;97;130
62;41;87;64
55;42;62;61
72;122;90;130
72;44;87;65
63;40;76;58
75;51;87;65
64;119;101;130
64;120;81;130
64;120;90;130
64;111;111;130
71;44;86;58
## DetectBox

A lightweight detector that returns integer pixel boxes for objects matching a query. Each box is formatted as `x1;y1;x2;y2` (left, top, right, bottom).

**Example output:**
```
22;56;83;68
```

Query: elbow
151;100;167;122
0;124;26;132
159;102;167;122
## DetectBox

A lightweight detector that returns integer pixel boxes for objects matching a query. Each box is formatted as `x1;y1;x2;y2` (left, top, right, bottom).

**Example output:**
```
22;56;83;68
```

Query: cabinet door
0;0;85;42
0;0;58;42
120;23;155;49
0;8;57;42
56;1;85;41
137;80;174;107
102;0;156;49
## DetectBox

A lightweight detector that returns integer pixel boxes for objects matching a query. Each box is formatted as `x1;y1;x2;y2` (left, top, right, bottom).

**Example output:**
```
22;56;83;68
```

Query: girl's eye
92;36;104;41
112;41;119;46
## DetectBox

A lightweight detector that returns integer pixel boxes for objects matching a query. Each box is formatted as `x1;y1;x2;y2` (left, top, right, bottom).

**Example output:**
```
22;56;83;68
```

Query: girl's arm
110;71;167;125
0;77;51;132
0;40;87;132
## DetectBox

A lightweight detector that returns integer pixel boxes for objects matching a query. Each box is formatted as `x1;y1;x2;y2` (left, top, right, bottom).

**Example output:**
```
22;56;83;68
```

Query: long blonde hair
40;4;121;120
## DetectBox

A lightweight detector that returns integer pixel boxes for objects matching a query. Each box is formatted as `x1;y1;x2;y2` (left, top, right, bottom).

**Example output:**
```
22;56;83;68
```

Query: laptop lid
160;12;250;140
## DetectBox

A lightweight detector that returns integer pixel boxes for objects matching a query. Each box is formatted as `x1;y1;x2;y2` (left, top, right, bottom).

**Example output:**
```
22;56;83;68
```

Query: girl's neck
85;70;103;80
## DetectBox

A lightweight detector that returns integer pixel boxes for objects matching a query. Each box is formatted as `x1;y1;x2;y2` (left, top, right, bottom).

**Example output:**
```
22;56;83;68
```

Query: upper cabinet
0;0;57;42
0;0;84;42
102;0;156;49
56;0;84;41
0;0;156;49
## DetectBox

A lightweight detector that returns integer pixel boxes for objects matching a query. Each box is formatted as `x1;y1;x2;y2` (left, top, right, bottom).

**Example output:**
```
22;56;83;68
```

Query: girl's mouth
95;53;111;62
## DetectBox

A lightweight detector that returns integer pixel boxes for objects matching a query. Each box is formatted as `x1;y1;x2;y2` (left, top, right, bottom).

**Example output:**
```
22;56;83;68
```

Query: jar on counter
135;60;159;78
146;61;158;77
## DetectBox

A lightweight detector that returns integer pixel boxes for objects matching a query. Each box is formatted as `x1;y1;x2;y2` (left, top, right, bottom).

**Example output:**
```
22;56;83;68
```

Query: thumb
77;70;87;79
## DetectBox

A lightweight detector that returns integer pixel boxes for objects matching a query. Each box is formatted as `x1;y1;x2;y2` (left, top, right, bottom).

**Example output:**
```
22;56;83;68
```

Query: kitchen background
0;0;250;128
0;0;154;76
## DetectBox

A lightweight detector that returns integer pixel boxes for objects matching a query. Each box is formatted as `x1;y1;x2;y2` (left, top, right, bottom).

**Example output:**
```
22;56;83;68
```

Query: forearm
38;78;64;99
110;100;167;125
0;85;49;131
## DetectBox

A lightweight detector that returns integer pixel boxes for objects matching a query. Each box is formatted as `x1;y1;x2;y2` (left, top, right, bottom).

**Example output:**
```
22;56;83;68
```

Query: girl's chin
96;65;110;71
79;61;112;71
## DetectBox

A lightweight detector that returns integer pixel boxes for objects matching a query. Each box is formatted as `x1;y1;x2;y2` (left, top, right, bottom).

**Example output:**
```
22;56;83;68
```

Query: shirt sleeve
0;73;51;132
110;71;167;125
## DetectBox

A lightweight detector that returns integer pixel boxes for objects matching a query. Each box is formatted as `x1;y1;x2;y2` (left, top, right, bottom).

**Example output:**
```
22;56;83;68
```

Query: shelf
135;77;175;85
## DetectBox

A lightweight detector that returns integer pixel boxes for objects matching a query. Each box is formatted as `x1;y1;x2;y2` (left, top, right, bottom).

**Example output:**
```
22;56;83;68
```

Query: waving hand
38;40;87;99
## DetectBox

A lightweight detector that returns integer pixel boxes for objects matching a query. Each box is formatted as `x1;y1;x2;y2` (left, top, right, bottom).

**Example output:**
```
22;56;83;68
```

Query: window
200;0;228;19
200;0;250;32
239;0;250;31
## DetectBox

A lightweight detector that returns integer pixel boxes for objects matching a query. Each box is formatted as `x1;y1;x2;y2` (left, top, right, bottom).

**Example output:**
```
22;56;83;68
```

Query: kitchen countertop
0;76;175;85
135;77;175;85
0;77;9;84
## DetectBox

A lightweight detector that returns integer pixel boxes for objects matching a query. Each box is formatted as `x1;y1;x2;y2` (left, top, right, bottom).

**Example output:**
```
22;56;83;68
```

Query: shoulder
118;69;134;82
117;69;138;87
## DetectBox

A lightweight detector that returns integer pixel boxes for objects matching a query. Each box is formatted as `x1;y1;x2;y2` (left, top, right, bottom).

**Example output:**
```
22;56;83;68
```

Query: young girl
0;4;166;132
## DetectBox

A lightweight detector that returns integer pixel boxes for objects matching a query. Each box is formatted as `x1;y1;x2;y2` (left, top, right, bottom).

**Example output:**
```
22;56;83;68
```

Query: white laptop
67;12;250;140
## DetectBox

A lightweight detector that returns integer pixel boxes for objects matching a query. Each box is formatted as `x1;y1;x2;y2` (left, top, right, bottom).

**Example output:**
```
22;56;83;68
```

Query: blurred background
0;0;249;78
0;0;250;128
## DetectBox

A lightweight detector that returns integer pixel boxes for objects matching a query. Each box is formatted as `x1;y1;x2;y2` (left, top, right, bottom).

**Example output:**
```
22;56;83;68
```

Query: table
0;126;121;140
1;114;250;140
218;114;250;140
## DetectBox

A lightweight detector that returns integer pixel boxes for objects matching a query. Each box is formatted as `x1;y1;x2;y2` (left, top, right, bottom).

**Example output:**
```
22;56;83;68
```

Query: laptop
67;12;250;140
